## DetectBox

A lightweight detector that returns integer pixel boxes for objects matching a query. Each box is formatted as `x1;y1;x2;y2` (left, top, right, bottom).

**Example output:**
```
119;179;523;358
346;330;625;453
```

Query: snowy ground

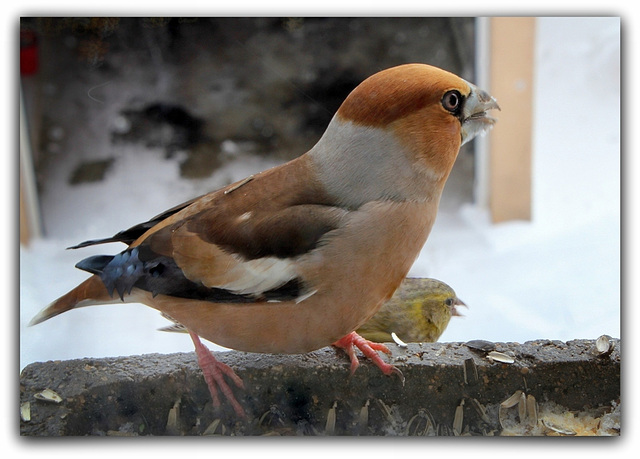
19;17;621;370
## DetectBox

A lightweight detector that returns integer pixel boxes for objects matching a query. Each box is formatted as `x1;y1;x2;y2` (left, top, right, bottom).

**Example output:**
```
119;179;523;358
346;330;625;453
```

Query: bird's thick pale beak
451;297;467;317
460;82;500;145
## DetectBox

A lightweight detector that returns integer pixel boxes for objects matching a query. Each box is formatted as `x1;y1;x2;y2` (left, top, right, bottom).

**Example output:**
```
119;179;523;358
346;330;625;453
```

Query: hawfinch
30;63;499;417
356;278;466;345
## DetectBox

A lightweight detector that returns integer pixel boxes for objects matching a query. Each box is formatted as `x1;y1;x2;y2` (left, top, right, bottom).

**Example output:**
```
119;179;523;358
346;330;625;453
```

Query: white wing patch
215;256;298;296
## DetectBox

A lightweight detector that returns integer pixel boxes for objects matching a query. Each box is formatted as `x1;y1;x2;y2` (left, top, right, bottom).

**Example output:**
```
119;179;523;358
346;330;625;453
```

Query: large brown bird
30;63;499;417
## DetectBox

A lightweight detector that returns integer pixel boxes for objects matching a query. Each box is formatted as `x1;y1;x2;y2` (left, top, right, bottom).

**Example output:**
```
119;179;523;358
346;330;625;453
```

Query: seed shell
487;351;515;364
34;388;63;404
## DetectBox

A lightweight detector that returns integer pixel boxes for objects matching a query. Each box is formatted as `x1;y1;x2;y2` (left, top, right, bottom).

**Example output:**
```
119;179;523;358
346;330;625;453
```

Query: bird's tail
28;275;112;326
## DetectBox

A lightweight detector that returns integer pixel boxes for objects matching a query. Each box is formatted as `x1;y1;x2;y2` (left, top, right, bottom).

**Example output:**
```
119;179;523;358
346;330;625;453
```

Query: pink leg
332;332;404;384
189;331;246;418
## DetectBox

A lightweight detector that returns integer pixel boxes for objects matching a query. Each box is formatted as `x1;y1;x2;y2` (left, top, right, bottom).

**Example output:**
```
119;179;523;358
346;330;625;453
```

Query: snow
19;17;621;370
420;17;621;345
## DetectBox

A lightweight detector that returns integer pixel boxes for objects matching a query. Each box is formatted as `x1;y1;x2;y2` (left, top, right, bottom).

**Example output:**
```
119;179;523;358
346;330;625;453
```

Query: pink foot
189;331;246;417
332;332;404;384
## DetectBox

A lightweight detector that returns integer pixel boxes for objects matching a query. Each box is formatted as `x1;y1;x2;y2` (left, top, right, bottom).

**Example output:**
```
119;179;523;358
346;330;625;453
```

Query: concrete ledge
20;339;620;436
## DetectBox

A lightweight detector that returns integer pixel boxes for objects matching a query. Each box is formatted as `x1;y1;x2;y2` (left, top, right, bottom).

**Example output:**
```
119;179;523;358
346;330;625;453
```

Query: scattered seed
487;351;515;364
542;419;576;436
325;401;337;435
463;358;479;385
465;339;496;352
34;388;62;404
406;408;435;436
376;399;400;431
498;406;508;430
526;394;538;427
438;423;454;436
165;399;180;434
453;399;465;435
469;398;491;425
391;332;408;348
358;400;370;430
20;402;31;422
518;391;527;424
501;390;523;409
203;418;226;436
595;335;613;357
259;405;285;427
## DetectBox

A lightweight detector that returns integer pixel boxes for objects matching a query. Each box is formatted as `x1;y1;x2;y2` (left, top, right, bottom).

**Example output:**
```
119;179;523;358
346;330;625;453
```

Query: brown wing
74;156;349;302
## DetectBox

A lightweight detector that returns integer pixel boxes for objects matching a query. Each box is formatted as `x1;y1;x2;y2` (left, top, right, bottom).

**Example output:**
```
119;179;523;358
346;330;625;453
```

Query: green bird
357;278;466;344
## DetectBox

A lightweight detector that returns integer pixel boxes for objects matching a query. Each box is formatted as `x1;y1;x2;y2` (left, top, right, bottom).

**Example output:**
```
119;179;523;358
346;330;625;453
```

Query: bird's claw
189;331;246;418
389;365;405;386
333;331;404;385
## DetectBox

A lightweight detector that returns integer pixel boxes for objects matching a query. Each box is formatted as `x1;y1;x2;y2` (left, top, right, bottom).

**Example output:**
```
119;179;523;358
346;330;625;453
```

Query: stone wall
20;339;620;436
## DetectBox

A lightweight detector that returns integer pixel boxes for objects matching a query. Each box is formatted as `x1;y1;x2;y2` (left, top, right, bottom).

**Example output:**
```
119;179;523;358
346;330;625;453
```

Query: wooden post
488;17;536;222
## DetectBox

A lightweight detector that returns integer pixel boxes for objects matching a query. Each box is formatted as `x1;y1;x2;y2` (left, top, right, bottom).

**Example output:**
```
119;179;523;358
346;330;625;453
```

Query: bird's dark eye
445;298;454;306
442;90;462;113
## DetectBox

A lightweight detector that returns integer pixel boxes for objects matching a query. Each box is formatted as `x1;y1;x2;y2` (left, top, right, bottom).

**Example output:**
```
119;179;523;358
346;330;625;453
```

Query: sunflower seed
165;399;181;434
469;398;491;424
358;400;370;430
595;335;613;357
453;399;465;435
542;419;576;435
518;391;527;423
391;332;408;348
405;408;435;436
487;351;515;364
203;418;226;436
465;339;496;352
463;358;479;385
20;402;31;422
34;388;62;404
501;390;523;408
526;394;538;427
325;401;337;435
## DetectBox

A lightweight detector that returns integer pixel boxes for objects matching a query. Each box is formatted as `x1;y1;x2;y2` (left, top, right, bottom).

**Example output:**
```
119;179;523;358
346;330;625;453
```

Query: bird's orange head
334;63;499;184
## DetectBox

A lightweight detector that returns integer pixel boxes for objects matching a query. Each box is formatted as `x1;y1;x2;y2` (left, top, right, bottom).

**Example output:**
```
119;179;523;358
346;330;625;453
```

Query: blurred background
19;17;620;369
